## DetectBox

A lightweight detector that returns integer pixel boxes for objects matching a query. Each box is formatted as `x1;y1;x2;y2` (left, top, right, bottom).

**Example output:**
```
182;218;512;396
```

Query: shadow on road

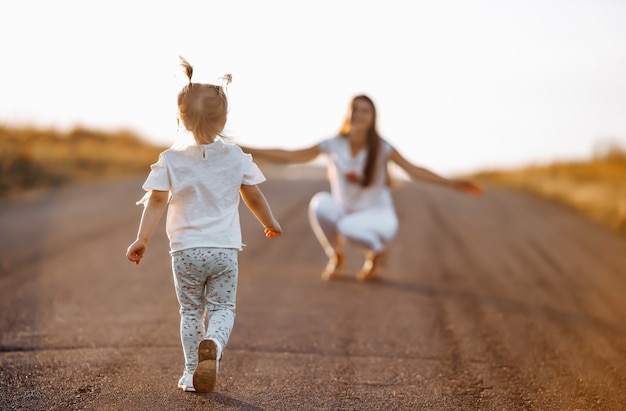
193;392;266;411
370;276;626;337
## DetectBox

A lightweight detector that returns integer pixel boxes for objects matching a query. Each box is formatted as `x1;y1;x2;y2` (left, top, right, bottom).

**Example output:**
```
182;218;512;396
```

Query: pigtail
179;55;193;85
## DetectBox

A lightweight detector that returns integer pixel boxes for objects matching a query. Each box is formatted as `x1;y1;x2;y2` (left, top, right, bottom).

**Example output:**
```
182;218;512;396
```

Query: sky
1;0;626;175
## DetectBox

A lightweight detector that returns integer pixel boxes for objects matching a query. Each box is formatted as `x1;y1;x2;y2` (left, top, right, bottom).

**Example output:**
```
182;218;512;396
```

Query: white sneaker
177;371;195;392
193;339;222;393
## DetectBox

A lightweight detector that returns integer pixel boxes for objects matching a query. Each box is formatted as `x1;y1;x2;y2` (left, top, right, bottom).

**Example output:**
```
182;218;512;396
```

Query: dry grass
0;125;166;197
471;144;626;237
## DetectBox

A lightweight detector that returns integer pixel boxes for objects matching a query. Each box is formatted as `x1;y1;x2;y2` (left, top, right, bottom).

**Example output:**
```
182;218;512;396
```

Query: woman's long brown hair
338;95;381;187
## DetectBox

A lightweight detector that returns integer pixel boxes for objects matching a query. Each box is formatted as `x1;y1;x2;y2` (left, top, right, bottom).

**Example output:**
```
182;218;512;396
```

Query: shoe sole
193;340;218;393
177;382;195;392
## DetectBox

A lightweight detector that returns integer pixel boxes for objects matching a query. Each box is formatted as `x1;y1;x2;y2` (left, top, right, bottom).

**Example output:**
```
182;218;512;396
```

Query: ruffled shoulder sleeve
142;153;171;192
242;153;267;185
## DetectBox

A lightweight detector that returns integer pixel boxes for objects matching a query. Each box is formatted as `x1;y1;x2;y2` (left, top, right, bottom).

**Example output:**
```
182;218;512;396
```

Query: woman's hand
452;180;484;196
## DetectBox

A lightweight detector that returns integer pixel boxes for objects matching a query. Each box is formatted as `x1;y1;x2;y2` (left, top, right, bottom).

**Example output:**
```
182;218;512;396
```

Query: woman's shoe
356;251;385;282
321;253;345;281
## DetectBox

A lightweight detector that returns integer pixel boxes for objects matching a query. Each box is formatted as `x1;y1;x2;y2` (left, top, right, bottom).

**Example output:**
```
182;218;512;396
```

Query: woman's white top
318;136;395;213
141;139;266;253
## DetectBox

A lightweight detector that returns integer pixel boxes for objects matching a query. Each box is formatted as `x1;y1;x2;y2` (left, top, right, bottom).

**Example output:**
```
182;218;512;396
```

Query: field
471;143;626;237
0;125;165;197
1;125;624;238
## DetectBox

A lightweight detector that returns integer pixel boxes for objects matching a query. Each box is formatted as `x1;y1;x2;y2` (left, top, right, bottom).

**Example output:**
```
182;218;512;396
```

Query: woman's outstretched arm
239;144;322;164
390;148;483;195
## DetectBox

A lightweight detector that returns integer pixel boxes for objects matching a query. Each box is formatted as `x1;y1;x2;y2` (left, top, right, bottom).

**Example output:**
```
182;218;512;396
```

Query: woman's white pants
308;192;398;257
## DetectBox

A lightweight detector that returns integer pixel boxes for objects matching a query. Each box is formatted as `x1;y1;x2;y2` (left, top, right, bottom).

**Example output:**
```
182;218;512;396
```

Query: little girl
126;57;281;393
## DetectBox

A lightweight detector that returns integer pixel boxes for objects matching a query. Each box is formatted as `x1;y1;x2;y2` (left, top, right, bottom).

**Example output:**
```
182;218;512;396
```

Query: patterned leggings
171;248;238;373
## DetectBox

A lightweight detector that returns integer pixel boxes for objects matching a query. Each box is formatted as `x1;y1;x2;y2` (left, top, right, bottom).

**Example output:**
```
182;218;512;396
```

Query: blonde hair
177;56;232;145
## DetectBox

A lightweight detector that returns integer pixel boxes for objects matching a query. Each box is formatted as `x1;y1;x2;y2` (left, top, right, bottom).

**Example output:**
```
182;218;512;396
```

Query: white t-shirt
318;136;394;212
142;139;266;252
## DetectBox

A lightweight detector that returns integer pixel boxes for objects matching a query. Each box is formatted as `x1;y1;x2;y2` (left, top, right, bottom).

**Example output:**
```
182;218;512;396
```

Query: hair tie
220;74;232;92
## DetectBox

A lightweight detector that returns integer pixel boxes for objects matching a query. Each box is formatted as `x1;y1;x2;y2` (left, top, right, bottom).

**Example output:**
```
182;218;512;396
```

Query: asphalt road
1;176;625;410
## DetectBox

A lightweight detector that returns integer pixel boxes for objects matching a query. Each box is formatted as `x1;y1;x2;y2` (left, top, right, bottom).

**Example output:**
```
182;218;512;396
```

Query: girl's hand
265;229;281;238
126;240;147;265
264;220;282;238
453;180;484;196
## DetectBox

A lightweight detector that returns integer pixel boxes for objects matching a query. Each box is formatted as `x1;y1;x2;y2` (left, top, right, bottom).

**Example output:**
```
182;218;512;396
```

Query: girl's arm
389;148;484;195
239;144;322;164
126;190;169;265
240;184;282;238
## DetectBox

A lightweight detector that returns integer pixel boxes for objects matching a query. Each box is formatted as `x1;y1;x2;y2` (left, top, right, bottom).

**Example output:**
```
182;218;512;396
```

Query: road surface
1;176;625;410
